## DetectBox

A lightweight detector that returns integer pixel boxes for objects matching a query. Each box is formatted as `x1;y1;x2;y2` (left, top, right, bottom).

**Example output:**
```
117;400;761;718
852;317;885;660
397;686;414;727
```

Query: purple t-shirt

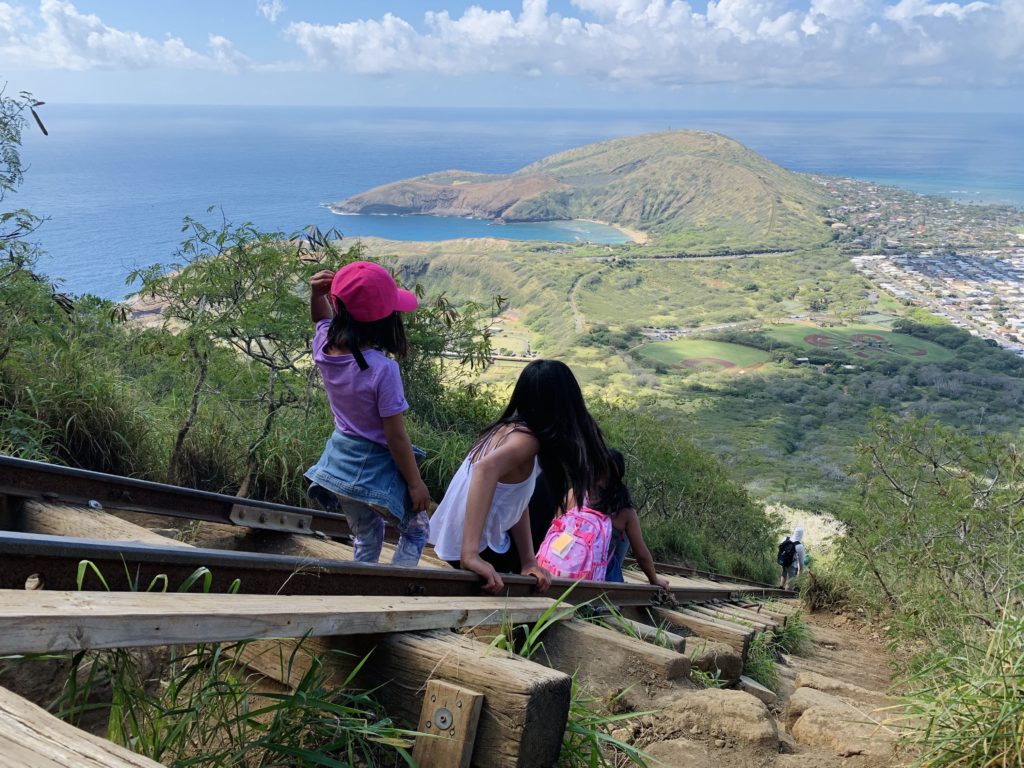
313;320;408;446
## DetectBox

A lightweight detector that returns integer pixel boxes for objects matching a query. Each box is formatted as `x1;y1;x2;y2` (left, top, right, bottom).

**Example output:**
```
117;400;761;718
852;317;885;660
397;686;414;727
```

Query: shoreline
577;218;649;245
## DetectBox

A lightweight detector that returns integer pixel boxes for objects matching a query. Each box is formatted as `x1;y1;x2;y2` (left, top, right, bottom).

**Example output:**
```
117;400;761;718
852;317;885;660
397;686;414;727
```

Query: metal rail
0;532;792;605
0;455;353;538
0;456;793;598
635;559;783;591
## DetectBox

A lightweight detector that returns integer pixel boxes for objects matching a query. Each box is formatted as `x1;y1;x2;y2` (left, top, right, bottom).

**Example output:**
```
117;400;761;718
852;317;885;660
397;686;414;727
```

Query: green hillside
334;132;833;251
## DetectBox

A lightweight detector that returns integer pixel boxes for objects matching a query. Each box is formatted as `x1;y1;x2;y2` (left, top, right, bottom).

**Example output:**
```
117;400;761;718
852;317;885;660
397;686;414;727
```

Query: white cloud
1;0;1020;89
283;0;1024;87
257;0;285;24
0;0;246;71
0;2;28;35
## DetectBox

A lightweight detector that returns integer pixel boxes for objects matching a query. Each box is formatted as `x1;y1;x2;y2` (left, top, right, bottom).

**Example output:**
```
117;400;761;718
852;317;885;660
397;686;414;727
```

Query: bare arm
623;508;670;590
508;509;550;592
461;430;540;594
381;413;430;513
310;270;335;323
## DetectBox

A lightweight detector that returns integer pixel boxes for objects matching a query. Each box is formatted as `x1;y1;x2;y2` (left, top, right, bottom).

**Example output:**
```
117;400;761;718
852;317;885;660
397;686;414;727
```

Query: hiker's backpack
777;538;797;568
537;505;613;581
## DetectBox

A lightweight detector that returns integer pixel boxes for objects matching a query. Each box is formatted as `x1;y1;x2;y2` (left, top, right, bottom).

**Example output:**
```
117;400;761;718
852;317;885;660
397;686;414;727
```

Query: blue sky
2;0;1022;111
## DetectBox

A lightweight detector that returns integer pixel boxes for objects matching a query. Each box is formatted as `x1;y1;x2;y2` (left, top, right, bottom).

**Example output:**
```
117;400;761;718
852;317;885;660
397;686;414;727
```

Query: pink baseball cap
329;261;418;322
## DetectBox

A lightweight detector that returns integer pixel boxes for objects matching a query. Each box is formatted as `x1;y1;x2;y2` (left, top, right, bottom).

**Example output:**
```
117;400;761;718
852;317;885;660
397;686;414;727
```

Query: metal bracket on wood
229;505;313;534
412;679;484;768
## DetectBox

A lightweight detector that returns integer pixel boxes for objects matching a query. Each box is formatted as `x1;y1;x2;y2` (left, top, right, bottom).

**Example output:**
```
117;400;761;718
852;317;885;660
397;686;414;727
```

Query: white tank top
428;451;540;562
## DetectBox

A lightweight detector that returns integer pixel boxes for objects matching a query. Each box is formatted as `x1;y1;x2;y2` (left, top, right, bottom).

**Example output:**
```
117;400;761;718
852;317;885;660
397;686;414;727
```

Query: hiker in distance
777;527;806;590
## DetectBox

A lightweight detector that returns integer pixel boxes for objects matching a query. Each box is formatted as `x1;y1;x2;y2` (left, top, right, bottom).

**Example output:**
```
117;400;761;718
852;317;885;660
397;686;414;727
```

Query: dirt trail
620;607;906;768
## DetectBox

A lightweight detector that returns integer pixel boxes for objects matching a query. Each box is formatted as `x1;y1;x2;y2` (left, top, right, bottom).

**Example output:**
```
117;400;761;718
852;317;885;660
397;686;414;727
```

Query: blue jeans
343;501;429;566
308;483;429;566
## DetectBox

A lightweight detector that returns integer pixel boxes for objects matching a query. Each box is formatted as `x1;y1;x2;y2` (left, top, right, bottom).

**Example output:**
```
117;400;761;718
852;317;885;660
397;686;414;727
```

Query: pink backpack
537;505;613;581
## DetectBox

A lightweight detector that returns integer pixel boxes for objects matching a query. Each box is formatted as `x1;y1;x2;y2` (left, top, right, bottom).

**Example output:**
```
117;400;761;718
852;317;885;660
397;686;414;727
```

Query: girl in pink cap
304;261;431;566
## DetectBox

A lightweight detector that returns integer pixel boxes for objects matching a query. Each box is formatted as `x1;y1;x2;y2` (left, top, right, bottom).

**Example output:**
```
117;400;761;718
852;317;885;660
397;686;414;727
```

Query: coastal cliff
332;131;833;249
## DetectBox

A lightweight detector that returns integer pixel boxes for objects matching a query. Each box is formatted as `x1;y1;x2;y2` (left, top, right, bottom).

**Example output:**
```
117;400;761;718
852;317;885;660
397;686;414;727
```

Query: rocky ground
619;609;907;768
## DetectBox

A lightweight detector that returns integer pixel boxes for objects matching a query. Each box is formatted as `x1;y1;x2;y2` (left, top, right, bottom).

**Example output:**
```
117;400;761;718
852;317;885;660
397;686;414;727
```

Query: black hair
473;359;609;514
324;300;408;370
591;448;634;517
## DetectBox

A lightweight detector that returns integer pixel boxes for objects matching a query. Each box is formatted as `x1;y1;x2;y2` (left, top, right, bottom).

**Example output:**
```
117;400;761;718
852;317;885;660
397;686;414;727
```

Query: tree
844;412;1024;645
0;86;66;362
1;86;47;269
131;214;345;492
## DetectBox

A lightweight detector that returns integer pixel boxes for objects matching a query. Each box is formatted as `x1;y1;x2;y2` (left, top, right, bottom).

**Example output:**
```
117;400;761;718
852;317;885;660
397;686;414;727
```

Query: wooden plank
412;680;484;768
361;630;571;768
594;614;687;653
0;591;559;654
239;629;571;768
710;603;783;628
537;619;690;693
734;601;790;624
0;685;163;767
653;607;754;657
21;501;192;548
688;604;774;632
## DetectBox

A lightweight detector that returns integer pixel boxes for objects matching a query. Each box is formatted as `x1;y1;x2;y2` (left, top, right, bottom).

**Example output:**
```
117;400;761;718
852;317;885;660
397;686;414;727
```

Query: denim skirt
304;429;424;524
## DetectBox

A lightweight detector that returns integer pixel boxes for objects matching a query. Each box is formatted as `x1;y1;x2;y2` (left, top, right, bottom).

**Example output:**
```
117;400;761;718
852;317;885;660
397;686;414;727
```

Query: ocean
12;105;1024;300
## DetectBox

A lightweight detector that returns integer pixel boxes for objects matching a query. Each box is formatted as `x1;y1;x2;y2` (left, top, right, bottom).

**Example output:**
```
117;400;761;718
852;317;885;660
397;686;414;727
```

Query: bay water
12;105;1024;299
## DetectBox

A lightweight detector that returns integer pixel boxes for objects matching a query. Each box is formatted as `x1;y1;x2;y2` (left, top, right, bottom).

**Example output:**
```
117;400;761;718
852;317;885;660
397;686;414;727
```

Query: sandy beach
578;218;649;245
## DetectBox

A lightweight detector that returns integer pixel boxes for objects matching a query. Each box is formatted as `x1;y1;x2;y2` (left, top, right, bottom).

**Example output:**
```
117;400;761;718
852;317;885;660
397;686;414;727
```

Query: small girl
304;261;431;566
429;359;609;593
602;449;670;590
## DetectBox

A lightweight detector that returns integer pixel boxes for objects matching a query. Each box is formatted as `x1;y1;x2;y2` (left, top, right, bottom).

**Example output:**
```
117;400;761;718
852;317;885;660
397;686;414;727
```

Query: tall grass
742;633;780;692
901;608;1024;768
55;640;416;768
739;608;813;690
774;611;814;657
1;342;164;477
30;562;417;767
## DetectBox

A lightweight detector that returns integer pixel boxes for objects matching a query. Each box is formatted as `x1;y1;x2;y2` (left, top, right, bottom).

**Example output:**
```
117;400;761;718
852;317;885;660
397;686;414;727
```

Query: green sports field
765;323;954;362
638;339;773;370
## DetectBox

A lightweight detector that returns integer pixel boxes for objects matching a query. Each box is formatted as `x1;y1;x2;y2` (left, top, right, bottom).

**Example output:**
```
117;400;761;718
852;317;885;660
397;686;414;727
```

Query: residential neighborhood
816;175;1024;354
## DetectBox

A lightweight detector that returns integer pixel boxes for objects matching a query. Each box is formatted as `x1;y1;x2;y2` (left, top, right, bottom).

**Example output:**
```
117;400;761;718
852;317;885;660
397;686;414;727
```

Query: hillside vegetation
334;132;833;252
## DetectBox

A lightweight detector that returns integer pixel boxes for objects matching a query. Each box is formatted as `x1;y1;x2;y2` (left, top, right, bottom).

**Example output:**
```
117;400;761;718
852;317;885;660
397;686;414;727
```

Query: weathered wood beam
0;591;559;654
411;679;484;768
734;601;791;624
653;607;754;658
710;602;783;628
592;614;687;653
20;501;192;548
362;630;571;768
535;619;690;693
238;628;572;768
688;604;775;632
0;684;164;767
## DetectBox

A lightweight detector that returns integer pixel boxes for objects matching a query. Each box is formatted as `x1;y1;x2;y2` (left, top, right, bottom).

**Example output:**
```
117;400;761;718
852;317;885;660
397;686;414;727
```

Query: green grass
773;612;814;656
22;562;417;767
901;610;1024;768
638;339;772;369
576;247;871;331
742;632;780;692
765;323;955;362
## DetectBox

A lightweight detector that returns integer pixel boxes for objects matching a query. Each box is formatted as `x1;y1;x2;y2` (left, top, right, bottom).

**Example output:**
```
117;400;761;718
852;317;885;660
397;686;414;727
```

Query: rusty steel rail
632;558;785;591
0;455;353;539
0;456;793;599
0;532;788;605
